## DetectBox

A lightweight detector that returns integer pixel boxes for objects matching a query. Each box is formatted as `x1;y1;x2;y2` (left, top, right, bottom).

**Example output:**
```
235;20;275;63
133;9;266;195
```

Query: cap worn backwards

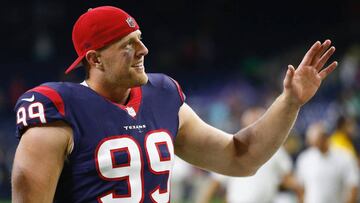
65;6;139;74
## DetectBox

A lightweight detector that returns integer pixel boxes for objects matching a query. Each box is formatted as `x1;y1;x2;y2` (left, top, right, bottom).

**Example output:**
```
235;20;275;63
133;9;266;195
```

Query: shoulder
14;82;81;138
272;147;292;165
18;82;80;99
147;73;185;102
15;82;80;114
330;131;345;143
147;73;179;89
274;147;290;159
296;148;314;164
32;82;83;96
331;148;356;163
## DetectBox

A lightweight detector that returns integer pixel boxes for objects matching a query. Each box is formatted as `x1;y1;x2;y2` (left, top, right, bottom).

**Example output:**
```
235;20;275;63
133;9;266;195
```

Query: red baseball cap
65;6;139;74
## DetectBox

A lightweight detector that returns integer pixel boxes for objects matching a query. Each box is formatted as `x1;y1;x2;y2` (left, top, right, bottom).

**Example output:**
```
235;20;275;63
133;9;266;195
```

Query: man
330;115;358;158
296;122;359;203
12;6;337;203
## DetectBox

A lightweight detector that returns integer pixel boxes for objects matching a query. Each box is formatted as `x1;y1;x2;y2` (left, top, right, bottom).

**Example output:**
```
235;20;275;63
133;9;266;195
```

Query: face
306;123;329;150
97;30;149;88
345;118;356;137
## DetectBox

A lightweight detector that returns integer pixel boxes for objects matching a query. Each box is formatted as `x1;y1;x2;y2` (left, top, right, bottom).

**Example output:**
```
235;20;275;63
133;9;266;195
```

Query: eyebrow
135;33;142;40
118;31;142;47
128;34;142;43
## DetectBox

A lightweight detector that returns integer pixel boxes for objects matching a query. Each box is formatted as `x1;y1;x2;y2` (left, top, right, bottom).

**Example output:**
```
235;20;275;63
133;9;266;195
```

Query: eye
123;40;133;49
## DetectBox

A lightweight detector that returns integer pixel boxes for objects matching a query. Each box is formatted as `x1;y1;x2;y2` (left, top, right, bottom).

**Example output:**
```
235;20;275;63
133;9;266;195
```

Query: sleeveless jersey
14;73;185;203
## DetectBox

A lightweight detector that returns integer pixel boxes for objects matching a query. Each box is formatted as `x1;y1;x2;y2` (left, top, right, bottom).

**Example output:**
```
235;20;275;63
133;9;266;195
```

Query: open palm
283;40;337;106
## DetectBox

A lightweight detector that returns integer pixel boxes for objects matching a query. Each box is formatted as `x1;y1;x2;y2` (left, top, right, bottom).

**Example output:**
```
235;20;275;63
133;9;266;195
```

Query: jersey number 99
16;103;46;126
95;130;173;203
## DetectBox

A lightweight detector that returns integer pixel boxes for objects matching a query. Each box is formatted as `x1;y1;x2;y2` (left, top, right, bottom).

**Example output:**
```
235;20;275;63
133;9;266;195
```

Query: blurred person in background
171;155;197;203
199;107;301;203
11;5;337;203
296;121;359;203
330;115;358;159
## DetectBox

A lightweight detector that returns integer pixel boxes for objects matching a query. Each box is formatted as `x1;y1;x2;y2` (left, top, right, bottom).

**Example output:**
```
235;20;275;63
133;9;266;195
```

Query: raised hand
283;40;337;107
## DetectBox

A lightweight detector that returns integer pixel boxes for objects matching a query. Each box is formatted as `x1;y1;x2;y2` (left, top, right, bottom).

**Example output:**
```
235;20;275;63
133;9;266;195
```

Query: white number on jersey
17;102;46;126
96;130;174;203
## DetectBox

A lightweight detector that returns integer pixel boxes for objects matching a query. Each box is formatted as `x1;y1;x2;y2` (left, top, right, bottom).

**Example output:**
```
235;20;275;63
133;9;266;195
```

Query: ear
85;50;103;69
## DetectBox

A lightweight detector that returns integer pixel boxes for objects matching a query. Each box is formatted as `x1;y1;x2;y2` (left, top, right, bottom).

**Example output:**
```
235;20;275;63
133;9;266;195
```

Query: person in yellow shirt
330;115;358;158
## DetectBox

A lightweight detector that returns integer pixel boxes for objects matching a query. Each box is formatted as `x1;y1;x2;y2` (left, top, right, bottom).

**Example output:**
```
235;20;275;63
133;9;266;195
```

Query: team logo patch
123;124;147;131
126;17;136;28
125;107;136;117
21;94;35;102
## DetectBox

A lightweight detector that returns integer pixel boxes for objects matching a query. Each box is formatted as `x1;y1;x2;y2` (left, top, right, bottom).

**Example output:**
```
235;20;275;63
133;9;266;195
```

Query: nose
136;41;148;57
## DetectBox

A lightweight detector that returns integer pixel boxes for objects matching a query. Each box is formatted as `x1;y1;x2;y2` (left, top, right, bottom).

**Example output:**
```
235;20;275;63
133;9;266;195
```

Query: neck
318;143;329;154
86;79;131;105
319;146;328;154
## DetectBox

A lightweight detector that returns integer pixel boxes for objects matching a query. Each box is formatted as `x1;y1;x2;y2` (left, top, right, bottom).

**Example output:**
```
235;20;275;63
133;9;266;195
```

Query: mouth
131;61;144;68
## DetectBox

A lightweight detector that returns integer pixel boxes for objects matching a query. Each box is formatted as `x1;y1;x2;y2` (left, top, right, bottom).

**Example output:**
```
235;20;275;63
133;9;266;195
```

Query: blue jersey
15;73;185;203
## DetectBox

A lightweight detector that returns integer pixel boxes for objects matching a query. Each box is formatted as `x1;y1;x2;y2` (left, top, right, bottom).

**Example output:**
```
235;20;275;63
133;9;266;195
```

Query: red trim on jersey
110;147;131;168
112;87;142;118
127;86;142;113
97;186;132;203
169;78;185;102
149;185;171;203
30;86;65;116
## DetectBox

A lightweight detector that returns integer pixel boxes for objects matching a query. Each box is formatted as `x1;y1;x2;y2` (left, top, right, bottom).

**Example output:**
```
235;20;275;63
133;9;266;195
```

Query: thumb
284;65;295;88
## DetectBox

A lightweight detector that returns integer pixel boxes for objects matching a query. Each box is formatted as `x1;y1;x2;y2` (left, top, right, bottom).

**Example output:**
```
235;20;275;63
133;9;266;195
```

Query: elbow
230;136;260;177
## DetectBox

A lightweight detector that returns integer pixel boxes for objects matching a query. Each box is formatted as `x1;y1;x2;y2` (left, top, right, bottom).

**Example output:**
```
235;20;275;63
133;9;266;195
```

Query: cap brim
65;54;85;74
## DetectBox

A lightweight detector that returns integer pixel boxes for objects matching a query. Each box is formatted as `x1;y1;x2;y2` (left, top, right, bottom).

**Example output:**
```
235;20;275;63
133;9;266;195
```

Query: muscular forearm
234;93;299;169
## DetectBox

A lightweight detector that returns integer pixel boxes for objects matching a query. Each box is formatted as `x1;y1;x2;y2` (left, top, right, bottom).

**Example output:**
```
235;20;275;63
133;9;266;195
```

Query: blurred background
1;0;360;202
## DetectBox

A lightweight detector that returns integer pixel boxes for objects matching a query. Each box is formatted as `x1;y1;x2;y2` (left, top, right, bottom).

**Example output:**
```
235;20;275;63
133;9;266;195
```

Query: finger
315;46;336;71
319;61;338;80
311;39;332;65
284;65;295;88
299;41;321;67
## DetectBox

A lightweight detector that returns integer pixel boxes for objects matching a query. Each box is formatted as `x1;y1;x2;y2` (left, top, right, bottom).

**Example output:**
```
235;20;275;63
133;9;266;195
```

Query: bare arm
346;186;358;203
281;172;304;202
12;121;72;203
198;179;221;203
175;97;297;176
297;186;305;203
175;40;337;176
